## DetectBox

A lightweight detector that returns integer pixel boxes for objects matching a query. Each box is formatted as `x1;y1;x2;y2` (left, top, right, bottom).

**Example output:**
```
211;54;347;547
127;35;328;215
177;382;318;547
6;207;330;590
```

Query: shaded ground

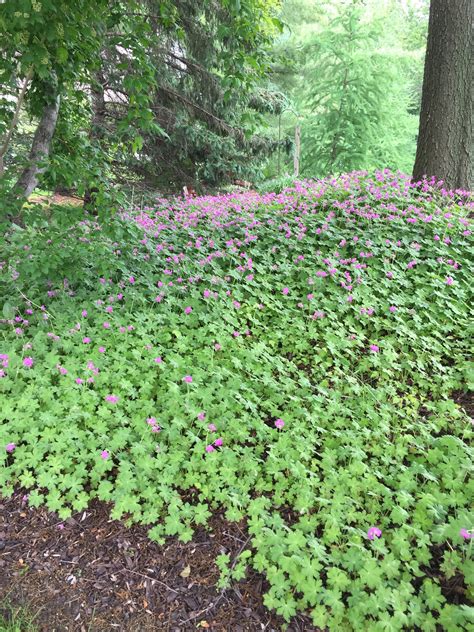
0;494;314;632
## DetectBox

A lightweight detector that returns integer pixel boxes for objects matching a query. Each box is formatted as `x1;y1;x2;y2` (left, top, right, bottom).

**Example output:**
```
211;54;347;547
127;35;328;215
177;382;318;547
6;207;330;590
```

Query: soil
0;494;315;632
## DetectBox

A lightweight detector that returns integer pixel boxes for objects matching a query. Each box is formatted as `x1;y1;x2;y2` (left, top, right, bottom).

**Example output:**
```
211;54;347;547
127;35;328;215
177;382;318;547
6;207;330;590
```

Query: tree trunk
412;0;473;191
0;67;34;178
84;72;106;211
14;94;61;200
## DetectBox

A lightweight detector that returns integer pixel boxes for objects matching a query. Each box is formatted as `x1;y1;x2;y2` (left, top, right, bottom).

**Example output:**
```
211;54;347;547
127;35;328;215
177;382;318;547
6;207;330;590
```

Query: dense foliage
265;0;427;179
0;0;283;204
1;170;473;629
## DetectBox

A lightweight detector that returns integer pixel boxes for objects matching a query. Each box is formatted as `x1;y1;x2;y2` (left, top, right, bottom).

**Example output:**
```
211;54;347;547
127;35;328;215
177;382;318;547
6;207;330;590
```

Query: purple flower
23;356;33;368
460;528;474;540
154;356;163;364
367;526;382;540
214;437;223;447
197;412;206;421
183;375;193;383
205;444;215;453
98;346;106;353
100;450;109;460
369;344;379;353
81;310;88;317
6;442;16;453
282;287;289;295
208;423;217;432
445;276;454;286
389;306;397;312
275;418;285;430
82;337;91;344
184;306;192;314
105;394;119;403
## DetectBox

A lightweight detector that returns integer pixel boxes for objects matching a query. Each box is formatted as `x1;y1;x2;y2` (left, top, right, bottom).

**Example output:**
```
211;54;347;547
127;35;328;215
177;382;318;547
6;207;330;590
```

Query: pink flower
23;356;33;367
183;375;193;383
386;271;394;279
389;306;397;312
460;529;474;540
205;444;215;453
208;423;217;432
203;289;211;298
197;412;206;421
445;276;454;286
105;306;113;313
232;331;240;337
129;276;135;284
81;310;88;317
369;344;379;353
6;442;16;453
100;450;109;460
82;337;91;344
103;322;111;329
75;378;83;384
214;343;222;351
214;437;223;447
98;346;106;353
282;287;289;295
154;356;163;364
147;417;161;432
184;306;192;314
105;394;119;403
367;526;382;540
275;418;285;430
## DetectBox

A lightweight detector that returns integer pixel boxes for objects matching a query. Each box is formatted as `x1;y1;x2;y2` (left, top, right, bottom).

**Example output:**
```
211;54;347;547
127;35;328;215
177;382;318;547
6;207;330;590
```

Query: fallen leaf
180;564;191;578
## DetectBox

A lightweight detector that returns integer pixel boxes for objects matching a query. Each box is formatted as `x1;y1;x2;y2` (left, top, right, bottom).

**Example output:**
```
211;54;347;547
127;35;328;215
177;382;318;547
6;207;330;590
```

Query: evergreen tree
302;0;418;177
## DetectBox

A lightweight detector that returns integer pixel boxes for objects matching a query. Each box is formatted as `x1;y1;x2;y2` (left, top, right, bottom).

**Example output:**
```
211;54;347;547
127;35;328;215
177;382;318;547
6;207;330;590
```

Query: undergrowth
1;170;473;630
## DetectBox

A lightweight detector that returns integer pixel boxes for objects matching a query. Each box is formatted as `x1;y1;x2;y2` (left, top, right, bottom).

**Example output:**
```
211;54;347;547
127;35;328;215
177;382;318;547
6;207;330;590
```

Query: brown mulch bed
0;494;315;632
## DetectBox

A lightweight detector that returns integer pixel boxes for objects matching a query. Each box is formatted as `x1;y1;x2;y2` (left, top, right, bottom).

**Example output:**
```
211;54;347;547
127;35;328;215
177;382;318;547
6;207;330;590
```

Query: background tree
0;0;284;216
262;0;427;180
413;0;473;190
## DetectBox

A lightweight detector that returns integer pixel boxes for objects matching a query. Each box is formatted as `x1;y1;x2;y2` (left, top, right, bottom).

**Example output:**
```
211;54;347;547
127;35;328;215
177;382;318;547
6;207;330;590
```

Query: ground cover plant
0;170;473;630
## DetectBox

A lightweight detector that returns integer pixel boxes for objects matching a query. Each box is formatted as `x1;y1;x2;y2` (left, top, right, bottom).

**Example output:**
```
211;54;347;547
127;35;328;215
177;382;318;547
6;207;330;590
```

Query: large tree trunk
412;0;473;191
14;94;61;200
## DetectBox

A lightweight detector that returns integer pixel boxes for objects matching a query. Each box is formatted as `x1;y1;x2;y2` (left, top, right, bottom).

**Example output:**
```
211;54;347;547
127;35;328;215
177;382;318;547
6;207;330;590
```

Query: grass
0;603;38;632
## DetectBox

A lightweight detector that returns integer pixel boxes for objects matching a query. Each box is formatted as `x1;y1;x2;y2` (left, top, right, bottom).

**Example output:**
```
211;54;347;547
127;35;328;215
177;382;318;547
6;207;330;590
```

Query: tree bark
84;71;106;211
0;67;34;178
14;94;61;200
412;0;473;191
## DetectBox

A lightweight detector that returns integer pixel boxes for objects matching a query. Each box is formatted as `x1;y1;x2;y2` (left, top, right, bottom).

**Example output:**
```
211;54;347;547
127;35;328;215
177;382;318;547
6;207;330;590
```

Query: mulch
0;494;315;632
